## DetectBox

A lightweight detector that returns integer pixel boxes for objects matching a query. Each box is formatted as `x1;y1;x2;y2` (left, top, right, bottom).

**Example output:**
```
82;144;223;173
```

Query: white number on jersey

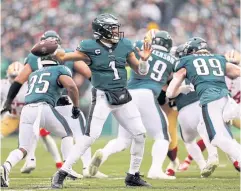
148;56;167;82
26;73;51;95
193;58;224;76
109;61;121;80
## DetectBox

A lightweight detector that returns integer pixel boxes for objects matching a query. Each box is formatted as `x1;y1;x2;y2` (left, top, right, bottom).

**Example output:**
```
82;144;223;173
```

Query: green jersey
76;38;134;91
25;65;72;106
175;79;199;111
128;40;176;96
175;54;229;105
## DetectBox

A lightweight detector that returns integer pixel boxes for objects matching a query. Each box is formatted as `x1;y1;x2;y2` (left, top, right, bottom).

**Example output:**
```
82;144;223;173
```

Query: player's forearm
6;81;23;102
66;85;79;107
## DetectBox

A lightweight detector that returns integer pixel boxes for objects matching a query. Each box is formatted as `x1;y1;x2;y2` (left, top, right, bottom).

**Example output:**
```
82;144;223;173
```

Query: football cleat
56;162;63;169
83;168;108;178
233;161;240;172
178;160;191;172
125;172;151;187
166;158;180;176
200;159;219;178
0;165;9;187
147;168;176;180
20;159;36;174
67;168;83;180
51;170;68;189
89;149;103;176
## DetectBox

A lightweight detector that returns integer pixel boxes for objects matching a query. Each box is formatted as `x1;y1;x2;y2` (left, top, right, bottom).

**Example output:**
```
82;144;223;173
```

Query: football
31;39;58;57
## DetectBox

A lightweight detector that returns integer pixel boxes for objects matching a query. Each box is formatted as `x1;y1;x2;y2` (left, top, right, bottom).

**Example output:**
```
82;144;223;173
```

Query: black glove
1;99;13;115
56;96;71;106
72;106;81;119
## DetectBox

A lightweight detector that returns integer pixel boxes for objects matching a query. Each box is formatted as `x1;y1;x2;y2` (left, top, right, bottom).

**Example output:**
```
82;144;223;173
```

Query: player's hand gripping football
136;41;153;61
72;106;81;119
1;99;12;115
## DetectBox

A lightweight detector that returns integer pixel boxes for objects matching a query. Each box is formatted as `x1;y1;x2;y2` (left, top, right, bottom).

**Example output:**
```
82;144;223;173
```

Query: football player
167;37;241;175
89;30;177;180
51;13;152;188
0;62;64;171
1;30;106;178
0;52;81;188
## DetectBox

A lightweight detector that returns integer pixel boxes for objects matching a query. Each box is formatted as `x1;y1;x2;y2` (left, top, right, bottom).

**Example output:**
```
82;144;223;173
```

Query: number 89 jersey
175;54;229;105
77;38;134;91
128;40;176;96
25;65;72;107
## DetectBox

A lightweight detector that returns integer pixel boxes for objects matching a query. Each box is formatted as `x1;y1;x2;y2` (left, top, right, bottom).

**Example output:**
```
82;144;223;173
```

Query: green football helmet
152;31;173;52
184;37;208;55
40;30;62;45
92;13;124;43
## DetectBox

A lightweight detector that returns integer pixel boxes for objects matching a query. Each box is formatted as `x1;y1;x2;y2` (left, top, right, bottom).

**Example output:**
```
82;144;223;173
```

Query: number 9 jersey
25;65;72;106
128;40;176;96
175;54;229;105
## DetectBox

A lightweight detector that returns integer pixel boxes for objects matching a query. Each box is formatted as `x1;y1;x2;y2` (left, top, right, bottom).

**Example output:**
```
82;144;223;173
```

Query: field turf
1;137;240;191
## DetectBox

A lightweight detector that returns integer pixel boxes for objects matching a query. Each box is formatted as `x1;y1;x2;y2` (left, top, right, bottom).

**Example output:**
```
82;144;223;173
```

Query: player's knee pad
130;133;146;156
39;128;50;137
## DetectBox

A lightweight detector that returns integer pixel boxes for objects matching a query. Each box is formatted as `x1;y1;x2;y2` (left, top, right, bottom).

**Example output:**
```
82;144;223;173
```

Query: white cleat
1;165;9;187
147;169;176;180
201;160;219;178
89;149;103;176
20;159;36;174
83;168;108;179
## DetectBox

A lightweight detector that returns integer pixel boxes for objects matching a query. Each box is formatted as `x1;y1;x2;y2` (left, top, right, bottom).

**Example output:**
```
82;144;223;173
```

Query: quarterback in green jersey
167;37;241;176
91;30;177;180
52;13;152;188
0;58;80;188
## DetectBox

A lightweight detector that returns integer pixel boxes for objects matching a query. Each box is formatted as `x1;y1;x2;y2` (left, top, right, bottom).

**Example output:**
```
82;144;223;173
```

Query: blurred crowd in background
1;0;240;77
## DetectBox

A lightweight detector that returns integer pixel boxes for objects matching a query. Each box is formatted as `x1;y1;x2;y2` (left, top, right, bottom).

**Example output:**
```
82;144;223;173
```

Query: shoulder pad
76;39;95;52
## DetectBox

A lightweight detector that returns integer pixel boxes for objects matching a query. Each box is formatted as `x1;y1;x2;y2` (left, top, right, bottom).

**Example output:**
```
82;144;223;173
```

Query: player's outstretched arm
54;50;90;64
73;61;92;79
226;62;241;79
166;68;186;98
1;64;32;114
127;42;152;75
58;75;79;107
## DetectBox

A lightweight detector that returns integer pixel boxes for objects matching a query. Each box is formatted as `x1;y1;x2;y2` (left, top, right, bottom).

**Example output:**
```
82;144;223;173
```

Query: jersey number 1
109;61;121;80
26;73;51;95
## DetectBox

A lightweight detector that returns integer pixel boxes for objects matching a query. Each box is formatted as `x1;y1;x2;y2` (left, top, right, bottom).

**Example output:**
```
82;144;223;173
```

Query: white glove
179;84;194;95
223;96;240;123
138;60;150;75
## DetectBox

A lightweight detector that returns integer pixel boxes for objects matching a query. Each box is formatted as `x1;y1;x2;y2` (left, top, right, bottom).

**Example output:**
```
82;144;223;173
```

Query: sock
128;134;145;175
186;139;206;162
26;136;38;162
150;139;169;172
61;136;74;161
41;135;62;163
4;149;24;172
167;147;177;162
81;147;91;169
212;135;241;163
62;135;93;171
102;138;131;164
185;141;206;170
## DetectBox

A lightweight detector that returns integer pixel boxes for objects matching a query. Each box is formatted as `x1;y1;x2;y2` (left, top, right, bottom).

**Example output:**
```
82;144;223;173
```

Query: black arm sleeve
157;90;166;106
7;81;23;101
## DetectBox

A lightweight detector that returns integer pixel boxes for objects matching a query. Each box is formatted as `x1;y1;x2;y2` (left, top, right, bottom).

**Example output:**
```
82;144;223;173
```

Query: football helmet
175;44;186;58
7;61;24;83
184;37;208;55
151;30;173;52
92;13;124;43
40;30;62;45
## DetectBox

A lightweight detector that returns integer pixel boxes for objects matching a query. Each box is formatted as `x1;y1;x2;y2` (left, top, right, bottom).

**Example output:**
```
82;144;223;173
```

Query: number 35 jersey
76;38;134;91
25;65;72;107
128;40;176;97
175;54;229;105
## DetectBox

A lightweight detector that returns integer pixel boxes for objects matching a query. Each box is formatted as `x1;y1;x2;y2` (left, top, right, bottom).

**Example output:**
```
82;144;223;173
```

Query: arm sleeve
123;38;135;57
133;40;143;60
174;59;185;72
76;40;89;54
60;66;73;77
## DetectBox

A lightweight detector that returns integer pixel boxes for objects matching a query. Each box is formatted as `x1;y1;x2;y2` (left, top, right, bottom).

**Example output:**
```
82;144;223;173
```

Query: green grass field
1;137;240;191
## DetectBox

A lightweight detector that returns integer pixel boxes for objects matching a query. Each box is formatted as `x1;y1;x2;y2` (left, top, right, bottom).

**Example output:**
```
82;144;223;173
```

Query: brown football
31;40;58;57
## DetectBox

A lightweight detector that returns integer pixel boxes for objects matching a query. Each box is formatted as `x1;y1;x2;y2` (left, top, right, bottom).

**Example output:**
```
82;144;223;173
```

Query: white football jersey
225;77;240;104
1;79;28;117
